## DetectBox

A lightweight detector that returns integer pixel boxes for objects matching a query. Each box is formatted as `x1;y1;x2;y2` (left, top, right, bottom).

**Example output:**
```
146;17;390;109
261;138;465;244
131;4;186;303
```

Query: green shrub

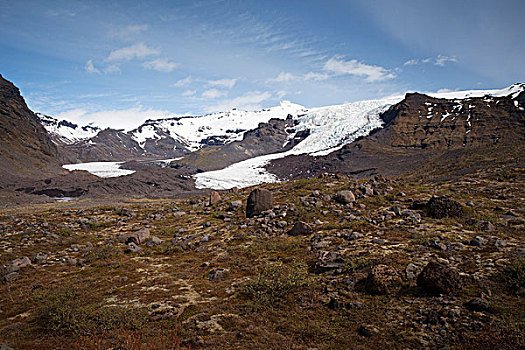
33;287;147;335
500;257;525;291
84;244;121;263
244;261;310;306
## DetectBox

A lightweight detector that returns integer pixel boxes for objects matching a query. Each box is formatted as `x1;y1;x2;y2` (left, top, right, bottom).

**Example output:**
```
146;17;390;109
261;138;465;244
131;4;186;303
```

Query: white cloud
142;58;178;72
205;91;272;112
404;59;419;66
110;25;148;39
106;43;160;62
304;72;330;81
172;76;193;87
202;88;227;99
267;72;295;83
404;55;458;67
103;64;121;74
85;60;100;74
434;55;458;66
182;89;196;97
323;57;396;82
56;107;179;131
276;90;287;99
207;78;237;89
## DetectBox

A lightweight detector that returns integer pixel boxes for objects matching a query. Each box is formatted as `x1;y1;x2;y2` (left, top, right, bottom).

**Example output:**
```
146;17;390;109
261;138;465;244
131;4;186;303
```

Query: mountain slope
0;74;60;181
268;84;525;180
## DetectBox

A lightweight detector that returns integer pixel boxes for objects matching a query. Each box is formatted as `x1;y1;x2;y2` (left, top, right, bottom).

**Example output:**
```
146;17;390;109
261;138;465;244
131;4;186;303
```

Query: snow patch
63;162;135;178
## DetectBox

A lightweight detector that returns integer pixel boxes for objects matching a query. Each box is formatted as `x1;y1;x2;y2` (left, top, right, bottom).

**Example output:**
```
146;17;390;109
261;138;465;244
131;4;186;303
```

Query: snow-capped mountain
194;83;525;189
129;101;307;151
36;113;101;144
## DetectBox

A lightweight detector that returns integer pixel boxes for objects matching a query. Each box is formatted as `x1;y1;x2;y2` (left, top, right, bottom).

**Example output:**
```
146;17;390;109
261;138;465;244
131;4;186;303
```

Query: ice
63;162;135;178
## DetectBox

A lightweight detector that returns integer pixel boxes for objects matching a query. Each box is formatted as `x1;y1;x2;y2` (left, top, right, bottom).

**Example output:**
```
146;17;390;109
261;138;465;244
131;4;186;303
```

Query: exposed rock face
364;264;402;295
417;261;462;295
246;189;273;218
180;118;308;171
209;191;222;206
268;89;525;180
0;74;60;181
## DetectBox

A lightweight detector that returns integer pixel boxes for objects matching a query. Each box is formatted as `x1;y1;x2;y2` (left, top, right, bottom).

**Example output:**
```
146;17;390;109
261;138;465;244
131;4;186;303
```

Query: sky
1;0;524;129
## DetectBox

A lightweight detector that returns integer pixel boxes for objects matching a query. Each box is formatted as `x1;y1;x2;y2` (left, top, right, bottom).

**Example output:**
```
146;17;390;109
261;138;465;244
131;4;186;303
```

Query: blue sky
1;0;524;129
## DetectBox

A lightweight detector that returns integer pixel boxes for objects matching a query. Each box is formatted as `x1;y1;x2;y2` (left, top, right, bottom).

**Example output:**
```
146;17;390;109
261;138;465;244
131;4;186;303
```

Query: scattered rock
228;200;243;211
417;261;462;295
208;268;229;281
405;263;418;280
333;190;355;204
469;236;488;246
246;189;273;218
494;239;507;248
125;227;151;245
209;191;221;205
478;221;495;232
465;298;490;312
358;325;379;337
32;252;48;264
124;242;143;254
2;257;31;275
146;236;163;247
288;221;312;236
364;264;401;295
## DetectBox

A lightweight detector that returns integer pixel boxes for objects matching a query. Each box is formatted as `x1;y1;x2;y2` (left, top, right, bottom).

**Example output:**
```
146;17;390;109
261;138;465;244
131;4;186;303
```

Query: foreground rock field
1;165;524;349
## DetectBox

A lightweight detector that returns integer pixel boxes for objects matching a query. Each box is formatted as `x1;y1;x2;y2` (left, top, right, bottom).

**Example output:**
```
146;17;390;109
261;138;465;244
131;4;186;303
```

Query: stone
333;190;355;204
288;221;312;236
33;252;48;264
417;261;462;295
246;189;273;218
146;236;163;247
478;221;495;232
358;325;379;337
427;196;463;219
124;242;143;253
0;342;13;350
349;232;364;240
364;264;401;295
405;263;418;280
2;256;31;274
67;258;78;266
3;272;19;283
466;201;475;207
208;268;229;281
315;251;345;273
173;211;187;217
465;298;490;312
209;191;221;205
494;239;507;248
228;200;243;211
125;227;151;245
469;236;488;246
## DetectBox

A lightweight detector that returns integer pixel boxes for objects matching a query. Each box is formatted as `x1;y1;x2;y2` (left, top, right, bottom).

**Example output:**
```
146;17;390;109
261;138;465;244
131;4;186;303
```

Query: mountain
0;74;60;182
267;84;525;180
38;101;307;164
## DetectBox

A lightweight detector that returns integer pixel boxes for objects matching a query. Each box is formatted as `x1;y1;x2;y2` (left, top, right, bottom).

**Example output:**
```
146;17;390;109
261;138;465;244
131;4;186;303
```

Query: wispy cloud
85;60;100;74
205;91;272;112
323;57;396;82
207;78;237;89
56;106;178;131
182;89;196;97
202;88;227;99
404;55;458;67
172;76;193;87
142;58;178;72
105;43;160;62
109;25;148;39
267;72;295;83
304;72;330;81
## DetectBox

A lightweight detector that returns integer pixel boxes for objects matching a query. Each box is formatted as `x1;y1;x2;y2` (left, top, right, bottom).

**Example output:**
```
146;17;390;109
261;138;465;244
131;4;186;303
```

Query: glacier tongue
194;96;403;190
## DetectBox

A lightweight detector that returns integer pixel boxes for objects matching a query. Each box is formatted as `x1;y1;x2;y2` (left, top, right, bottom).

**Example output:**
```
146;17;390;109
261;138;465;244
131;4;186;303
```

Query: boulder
417;261;462;295
333;190;355;204
246;189;273;218
209;191;221;205
2;257;31;275
364;264;401;295
125;227;151;245
288;221;312;236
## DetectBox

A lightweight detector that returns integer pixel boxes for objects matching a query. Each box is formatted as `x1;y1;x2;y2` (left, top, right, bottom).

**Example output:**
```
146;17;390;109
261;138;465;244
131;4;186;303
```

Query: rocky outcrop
0;74;60;181
246;189;273;218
